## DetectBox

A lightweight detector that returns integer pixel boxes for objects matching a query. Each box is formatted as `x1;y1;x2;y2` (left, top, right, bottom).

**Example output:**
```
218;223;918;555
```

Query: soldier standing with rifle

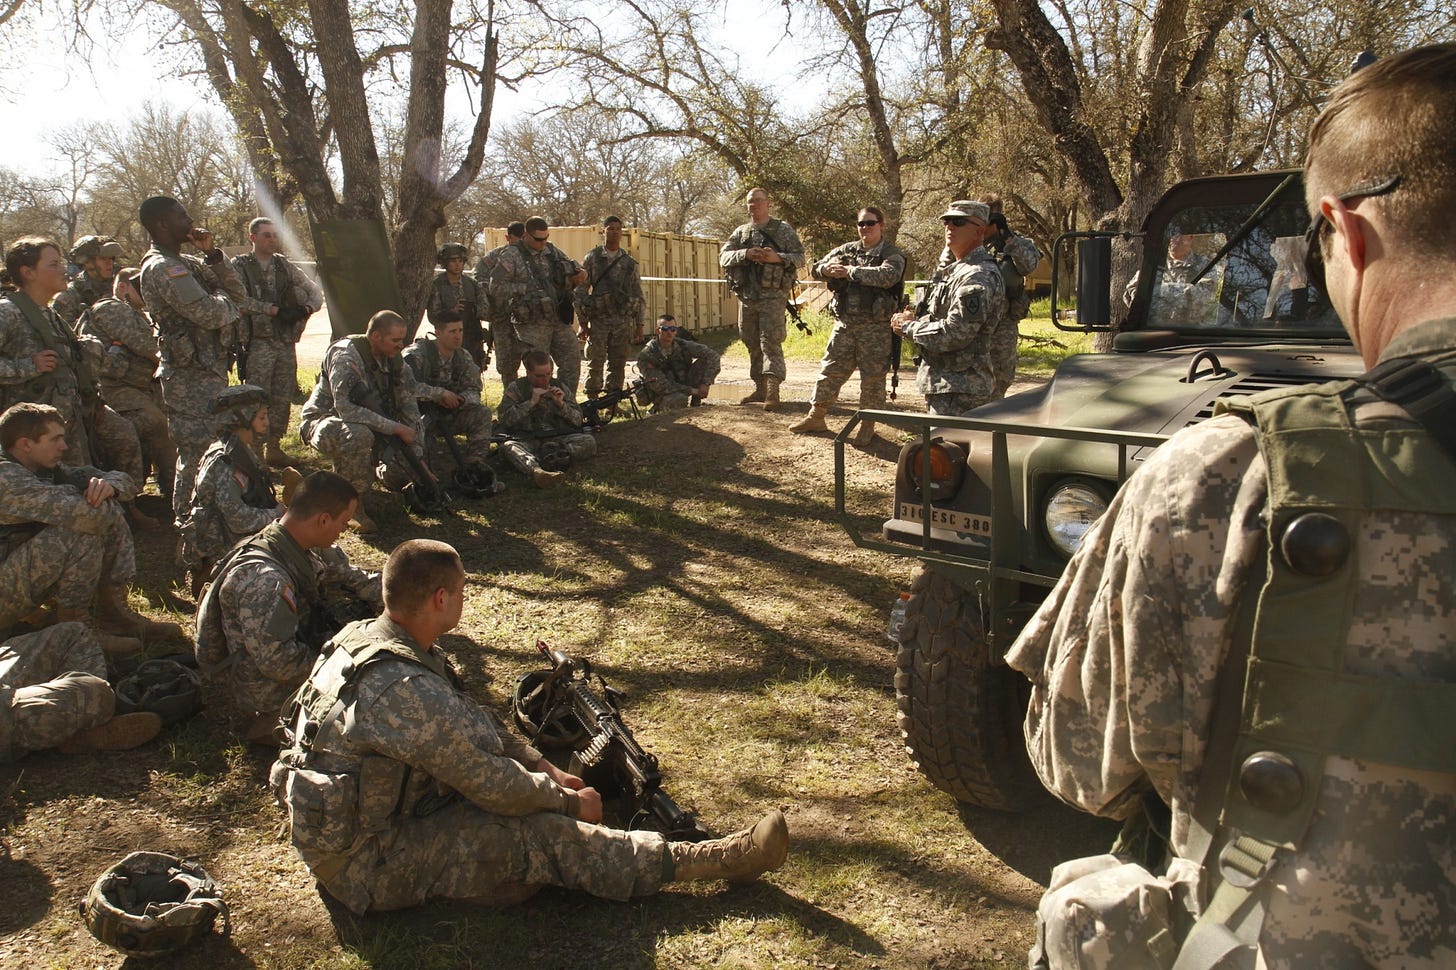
490;217;588;396
577;216;645;400
793;206;906;445
232;217;324;467
720;187;805;412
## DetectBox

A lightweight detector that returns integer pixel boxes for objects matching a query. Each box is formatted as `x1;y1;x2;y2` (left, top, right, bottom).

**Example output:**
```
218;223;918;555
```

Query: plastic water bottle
887;592;911;644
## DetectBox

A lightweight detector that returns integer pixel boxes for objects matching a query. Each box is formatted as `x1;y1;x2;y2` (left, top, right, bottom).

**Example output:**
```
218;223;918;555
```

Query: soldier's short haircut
139;196;181;232
658;313;675;323
366;310;406;336
1305;43;1456;253
603;215;623;227
522;349;552;371
288;471;359;519
434;311;464;327
383;539;464;613
507;221;526;238
746;186;769;201
0;402;65;449
524;216;549;234
3;236;61;282
248;217;274;235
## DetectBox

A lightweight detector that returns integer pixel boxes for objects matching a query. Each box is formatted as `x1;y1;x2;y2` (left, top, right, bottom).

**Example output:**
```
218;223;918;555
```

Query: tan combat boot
669;810;789;883
532;468;565;488
96;585;184;640
265;439;299;467
57;712;163;754
789;405;831;434
350;506;378;534
55;608;143;657
852;420;877;448
762;376;783;412
738;377;766;405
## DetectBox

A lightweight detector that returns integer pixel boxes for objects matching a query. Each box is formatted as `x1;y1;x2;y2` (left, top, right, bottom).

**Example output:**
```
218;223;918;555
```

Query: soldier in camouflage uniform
635;315;720;412
52;236;123;329
720;188;805;411
182;385;285;593
890;200;1006;416
2;239;151;529
299;311;425;534
1;622;161;760
489;217;587;395
577;216;645;399
980;202;1042;400
498;350;594;488
403;313;493;470
793;207;906;444
77;267;176;500
427;243;486;366
474;221;525;389
270;539;788;914
137;196;246;526
0;403;181;655
196;472;380;743
1008;45;1456;969
232;217;325;467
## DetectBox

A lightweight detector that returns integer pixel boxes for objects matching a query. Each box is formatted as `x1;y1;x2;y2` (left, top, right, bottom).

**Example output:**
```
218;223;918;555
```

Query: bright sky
0;0;820;177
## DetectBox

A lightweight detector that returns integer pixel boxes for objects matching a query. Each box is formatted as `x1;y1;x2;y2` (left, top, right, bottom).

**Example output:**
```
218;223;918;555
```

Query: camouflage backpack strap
1177;374;1456;969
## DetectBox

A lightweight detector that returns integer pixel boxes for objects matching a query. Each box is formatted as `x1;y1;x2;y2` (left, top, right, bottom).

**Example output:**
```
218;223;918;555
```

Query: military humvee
834;170;1365;810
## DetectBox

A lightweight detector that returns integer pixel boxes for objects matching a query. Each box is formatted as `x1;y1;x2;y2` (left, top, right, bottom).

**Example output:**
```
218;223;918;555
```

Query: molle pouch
283;766;359;854
1030;854;1179;970
356;755;408;833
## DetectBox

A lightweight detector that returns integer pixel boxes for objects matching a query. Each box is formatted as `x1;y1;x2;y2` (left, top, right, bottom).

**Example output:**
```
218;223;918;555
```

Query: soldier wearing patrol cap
180;384;290;596
195;470;380;744
232;217;324;468
427;242;486;366
890;199;1007;416
53;236;124;328
138;196;249;528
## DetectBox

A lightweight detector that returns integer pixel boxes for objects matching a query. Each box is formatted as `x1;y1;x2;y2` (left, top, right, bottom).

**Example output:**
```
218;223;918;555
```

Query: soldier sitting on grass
635;314;721;412
497;350;596;488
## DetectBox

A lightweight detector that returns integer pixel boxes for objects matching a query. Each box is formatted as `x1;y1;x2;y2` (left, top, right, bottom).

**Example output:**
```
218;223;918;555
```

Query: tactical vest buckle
1216;832;1280;889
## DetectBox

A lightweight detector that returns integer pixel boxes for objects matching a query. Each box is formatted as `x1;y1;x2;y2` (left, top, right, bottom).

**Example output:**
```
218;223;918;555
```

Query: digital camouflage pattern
497;376;596;475
402;336;493;466
76;297;176;496
300;338;423;497
186;435;280;562
197;523;379;718
635;337;721;411
984;233;1041;399
139;245;243;521
52;273;111;329
474;244;521;386
0;622;112;761
426;270;485;362
720;218;805;384
232;253;323;440
0;452;136;627
0;293;95;462
900;246;1006;416
271;615;667;914
576;246;644;397
808;239;907;410
1006;317;1456;968
489;243;583;393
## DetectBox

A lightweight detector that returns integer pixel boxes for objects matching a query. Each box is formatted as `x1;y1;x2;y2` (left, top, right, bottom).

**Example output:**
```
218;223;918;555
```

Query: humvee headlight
1044;483;1108;557
905;438;966;502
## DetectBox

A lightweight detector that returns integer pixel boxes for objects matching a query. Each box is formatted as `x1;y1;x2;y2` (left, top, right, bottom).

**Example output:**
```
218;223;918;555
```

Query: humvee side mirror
1050;231;1117;333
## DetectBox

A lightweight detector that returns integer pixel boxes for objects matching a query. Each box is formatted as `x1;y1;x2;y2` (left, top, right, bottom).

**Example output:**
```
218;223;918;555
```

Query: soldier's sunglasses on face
857;220;879;227
1303;175;1400;298
942;217;969;227
531;233;549;242
658;325;679;332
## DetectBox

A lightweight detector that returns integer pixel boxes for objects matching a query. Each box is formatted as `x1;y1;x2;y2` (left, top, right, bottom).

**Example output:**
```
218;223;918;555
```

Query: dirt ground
0;327;1107;969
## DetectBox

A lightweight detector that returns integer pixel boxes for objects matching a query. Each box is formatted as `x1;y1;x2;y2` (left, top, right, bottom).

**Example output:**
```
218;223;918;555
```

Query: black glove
277;304;312;326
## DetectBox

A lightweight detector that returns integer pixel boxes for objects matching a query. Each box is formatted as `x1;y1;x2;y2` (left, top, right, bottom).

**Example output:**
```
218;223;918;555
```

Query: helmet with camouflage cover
538;440;573;472
81;851;229;957
114;658;204;727
210;384;269;430
69;235;124;265
437;242;469;266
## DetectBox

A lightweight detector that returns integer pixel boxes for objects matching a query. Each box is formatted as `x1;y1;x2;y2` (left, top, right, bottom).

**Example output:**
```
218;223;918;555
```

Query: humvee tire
894;566;1040;811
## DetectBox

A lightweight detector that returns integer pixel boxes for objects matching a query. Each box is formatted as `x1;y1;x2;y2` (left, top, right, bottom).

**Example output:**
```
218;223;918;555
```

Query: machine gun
580;376;651;426
513;642;711;842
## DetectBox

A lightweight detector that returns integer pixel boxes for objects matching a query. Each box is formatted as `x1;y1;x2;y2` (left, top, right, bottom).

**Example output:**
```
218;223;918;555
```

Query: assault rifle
786;297;812;336
513;642;711;841
374;432;451;515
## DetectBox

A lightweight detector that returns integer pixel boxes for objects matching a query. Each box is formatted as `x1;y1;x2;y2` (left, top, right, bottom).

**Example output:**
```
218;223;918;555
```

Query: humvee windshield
1142;195;1346;337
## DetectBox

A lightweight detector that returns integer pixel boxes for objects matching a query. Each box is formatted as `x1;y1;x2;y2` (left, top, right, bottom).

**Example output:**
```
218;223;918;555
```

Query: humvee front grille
1185;373;1330;426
